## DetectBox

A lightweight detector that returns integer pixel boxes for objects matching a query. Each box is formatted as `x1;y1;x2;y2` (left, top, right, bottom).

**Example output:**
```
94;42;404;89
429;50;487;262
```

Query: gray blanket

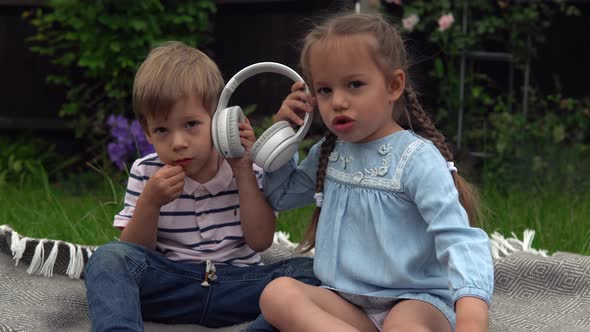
1;225;589;332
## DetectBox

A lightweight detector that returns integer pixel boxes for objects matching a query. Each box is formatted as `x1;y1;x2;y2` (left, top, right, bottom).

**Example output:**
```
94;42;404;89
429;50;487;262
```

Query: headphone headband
216;62;312;141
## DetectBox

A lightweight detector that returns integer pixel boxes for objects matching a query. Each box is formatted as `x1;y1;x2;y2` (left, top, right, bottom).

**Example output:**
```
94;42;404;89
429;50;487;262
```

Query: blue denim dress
264;130;494;328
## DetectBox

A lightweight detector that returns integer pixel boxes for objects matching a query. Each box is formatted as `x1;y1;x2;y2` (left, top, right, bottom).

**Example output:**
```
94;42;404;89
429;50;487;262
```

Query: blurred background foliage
382;0;589;192
21;0;216;173
6;0;585;191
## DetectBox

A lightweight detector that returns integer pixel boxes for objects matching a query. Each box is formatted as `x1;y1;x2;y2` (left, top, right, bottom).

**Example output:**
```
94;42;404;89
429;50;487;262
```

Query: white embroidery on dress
391;140;423;189
365;144;392;177
352;171;364;183
329;152;339;162
378;143;392;155
340;154;354;169
326;140;424;192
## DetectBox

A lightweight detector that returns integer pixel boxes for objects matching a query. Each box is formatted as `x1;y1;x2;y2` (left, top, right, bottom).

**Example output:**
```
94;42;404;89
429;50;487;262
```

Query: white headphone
212;62;312;172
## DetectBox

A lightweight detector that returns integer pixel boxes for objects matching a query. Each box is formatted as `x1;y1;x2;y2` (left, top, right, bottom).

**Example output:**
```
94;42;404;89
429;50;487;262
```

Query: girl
259;12;493;332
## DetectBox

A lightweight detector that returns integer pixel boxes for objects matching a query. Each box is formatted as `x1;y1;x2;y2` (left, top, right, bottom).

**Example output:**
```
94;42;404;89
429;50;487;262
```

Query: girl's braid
404;85;453;161
404;84;481;226
315;132;338;194
298;132;338;252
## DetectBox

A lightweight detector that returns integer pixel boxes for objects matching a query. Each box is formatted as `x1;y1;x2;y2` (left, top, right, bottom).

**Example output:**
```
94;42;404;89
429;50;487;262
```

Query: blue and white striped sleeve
113;159;146;229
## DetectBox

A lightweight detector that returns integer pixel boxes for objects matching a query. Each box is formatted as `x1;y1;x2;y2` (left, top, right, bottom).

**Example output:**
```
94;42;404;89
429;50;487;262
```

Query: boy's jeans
85;241;318;332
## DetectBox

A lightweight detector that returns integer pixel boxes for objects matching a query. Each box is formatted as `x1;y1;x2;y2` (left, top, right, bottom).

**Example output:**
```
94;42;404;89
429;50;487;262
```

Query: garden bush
23;0;216;170
382;0;587;189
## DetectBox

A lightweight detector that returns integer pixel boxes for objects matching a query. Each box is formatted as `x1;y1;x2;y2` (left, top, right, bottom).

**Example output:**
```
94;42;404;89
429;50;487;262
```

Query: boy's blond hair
133;41;224;132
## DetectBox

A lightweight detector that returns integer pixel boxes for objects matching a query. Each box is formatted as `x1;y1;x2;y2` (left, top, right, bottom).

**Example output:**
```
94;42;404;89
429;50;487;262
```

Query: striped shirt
114;153;264;266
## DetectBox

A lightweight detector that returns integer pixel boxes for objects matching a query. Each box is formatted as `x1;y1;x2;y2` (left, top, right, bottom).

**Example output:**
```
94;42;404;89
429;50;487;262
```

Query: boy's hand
227;118;256;173
142;164;185;207
275;81;314;126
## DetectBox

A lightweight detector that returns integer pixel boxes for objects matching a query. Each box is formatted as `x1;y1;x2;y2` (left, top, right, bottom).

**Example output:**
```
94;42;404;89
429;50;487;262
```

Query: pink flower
438;13;455;31
402;14;419;32
385;0;402;5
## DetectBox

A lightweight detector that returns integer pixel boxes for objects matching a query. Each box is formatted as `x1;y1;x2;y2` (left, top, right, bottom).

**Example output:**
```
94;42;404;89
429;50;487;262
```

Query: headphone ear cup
227;106;246;157
251;121;295;169
211;107;222;156
213;106;245;158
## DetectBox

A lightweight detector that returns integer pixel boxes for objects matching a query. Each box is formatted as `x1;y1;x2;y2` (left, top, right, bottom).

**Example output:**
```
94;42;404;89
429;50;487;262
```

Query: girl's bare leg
382;299;452;332
260;277;377;332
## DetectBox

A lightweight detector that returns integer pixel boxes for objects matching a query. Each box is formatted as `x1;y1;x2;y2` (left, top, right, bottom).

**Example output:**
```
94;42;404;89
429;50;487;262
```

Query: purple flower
129;120;155;157
108;115;133;146
107;142;129;170
106;115;154;170
129;120;144;138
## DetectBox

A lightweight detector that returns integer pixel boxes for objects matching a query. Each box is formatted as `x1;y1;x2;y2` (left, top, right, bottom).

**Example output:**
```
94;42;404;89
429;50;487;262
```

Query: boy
84;41;317;331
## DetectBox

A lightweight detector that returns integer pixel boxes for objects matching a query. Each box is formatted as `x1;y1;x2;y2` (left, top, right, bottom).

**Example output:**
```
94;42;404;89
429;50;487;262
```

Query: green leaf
130;19;147;31
60;103;79;117
553;125;566;143
472;86;482;98
24;0;217;148
12;160;23;172
434;58;444;78
110;42;121;52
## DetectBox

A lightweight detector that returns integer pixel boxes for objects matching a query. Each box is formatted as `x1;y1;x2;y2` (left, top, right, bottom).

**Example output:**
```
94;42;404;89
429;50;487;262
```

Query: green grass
480;185;590;255
0;168;121;245
1;170;588;255
276;205;316;241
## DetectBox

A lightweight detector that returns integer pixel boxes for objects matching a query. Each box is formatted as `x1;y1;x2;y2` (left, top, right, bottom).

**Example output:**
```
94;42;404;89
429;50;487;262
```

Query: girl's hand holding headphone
275;81;315;126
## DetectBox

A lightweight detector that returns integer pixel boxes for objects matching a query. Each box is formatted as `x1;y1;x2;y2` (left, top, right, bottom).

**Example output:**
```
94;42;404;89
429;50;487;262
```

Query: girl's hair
297;12;481;252
133;41;224;132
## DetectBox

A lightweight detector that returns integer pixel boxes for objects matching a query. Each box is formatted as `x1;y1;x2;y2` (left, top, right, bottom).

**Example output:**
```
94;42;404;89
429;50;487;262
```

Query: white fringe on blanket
489;229;548;259
1;225;547;279
275;229;549;260
0;225;93;279
273;231;297;249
